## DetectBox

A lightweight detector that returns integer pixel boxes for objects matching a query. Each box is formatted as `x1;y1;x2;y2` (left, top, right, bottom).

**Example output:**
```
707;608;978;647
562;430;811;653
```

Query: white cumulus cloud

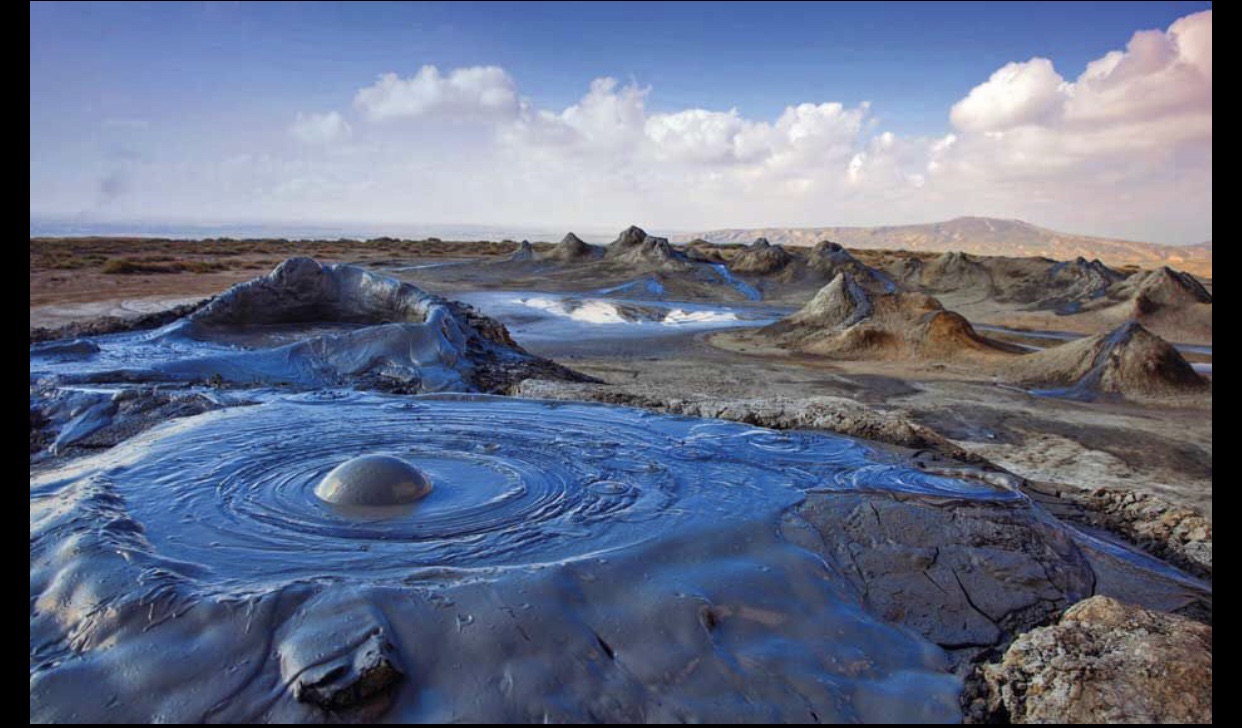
49;11;1208;244
353;65;519;121
290;111;352;145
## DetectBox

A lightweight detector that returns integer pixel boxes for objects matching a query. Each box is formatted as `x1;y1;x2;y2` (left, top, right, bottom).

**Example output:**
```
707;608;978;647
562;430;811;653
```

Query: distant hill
679;217;1212;278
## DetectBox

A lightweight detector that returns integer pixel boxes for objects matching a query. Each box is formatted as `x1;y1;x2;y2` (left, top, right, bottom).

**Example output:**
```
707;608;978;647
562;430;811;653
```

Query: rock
1068;488;1212;578
979;596;1212;724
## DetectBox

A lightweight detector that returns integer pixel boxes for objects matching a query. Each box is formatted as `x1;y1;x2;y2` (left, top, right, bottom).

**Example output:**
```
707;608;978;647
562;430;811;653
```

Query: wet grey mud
30;258;1210;723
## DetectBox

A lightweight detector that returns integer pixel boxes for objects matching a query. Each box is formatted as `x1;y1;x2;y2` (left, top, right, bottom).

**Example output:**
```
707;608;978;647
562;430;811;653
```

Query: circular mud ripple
66;393;1019;590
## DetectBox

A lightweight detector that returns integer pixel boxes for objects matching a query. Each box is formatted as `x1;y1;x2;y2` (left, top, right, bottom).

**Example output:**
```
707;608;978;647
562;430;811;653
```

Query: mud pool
32;393;1015;722
454;290;789;344
29;261;1212;723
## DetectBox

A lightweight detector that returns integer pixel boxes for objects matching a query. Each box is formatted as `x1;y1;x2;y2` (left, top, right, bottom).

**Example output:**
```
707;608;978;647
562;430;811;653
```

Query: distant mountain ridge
679;217;1212;278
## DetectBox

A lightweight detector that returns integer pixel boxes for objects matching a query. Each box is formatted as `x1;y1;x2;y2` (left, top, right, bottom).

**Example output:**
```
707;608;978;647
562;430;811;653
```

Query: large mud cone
1003;320;1207;398
782;272;873;329
764;272;1013;360
1084;265;1215;341
605;224;650;253
1130;265;1213;306
542;232;603;262
807;240;898;291
602;225;691;267
920;251;994;294
729;238;794;274
888;255;925;286
979;595;1212;724
1048;256;1125;295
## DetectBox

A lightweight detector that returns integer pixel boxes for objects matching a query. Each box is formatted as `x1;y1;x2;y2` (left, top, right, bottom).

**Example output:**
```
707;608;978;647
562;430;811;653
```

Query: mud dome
315;454;434;507
29;258;590;393
31;392;1186;722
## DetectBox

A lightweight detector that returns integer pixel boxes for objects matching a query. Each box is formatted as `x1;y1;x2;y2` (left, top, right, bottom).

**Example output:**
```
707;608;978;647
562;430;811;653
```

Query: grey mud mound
761;272;1017;360
541;232;604;262
604;225;692;268
33;257;594;394
952;255;1127;313
1042;257;1127;310
916;251;995;295
1101;265;1214;340
807;240;897;292
875;253;1211;341
978;596;1212;723
29;300;208;344
30;393;1208;723
1125;265;1213;307
1002;321;1207;399
505;240;535;262
729;237;795;274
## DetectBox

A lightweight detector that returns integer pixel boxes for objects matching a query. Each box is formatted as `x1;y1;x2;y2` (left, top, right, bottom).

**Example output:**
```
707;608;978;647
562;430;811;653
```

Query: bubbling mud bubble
314;454;433;508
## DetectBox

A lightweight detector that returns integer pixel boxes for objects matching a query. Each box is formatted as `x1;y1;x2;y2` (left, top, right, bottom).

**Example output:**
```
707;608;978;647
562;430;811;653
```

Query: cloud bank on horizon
32;9;1211;245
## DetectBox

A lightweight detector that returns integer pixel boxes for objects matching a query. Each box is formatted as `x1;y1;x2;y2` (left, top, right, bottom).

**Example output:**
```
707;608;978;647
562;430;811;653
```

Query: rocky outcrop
762;273;1014;360
1067;488;1212;578
977;596;1212;724
1003;321;1206;399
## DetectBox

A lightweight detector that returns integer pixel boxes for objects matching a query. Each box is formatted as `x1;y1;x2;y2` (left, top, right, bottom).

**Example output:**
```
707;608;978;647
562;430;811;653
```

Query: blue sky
30;2;1213;243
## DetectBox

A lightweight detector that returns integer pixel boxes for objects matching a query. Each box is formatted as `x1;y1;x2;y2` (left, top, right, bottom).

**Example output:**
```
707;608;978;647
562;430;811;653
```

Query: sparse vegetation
101;258;230;275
